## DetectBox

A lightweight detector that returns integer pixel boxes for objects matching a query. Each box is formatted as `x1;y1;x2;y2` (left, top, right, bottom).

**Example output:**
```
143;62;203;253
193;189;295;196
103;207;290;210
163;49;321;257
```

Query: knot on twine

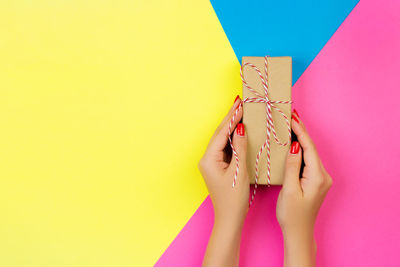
228;56;292;206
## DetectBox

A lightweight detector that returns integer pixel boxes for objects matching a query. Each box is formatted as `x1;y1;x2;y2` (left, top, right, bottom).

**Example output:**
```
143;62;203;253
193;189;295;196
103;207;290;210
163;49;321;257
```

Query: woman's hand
199;95;249;226
199;96;249;267
276;109;332;267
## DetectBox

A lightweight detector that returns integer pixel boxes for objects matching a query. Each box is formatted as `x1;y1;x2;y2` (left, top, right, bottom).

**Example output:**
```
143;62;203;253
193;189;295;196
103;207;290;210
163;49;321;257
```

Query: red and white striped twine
228;56;292;206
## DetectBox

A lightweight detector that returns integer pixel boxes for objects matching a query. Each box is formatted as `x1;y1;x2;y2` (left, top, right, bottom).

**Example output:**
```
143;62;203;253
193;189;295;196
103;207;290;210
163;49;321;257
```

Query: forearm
202;217;244;267
283;230;316;267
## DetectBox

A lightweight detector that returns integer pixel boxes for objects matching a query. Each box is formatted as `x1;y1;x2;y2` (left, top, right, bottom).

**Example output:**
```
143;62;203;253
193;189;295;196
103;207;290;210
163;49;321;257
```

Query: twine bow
228;56;292;205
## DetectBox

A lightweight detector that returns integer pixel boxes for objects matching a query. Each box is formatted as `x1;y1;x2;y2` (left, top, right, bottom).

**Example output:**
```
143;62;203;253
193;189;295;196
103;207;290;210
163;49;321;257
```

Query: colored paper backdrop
0;1;238;266
156;0;400;266
1;0;400;266
211;0;359;82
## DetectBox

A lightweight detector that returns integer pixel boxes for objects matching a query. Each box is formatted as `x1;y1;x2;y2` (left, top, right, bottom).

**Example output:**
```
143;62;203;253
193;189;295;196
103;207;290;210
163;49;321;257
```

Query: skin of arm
198;96;249;267
277;110;332;267
199;98;332;267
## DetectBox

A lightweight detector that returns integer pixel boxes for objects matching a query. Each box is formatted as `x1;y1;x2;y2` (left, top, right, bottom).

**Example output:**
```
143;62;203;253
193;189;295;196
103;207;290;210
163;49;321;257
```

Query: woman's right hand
276;109;333;267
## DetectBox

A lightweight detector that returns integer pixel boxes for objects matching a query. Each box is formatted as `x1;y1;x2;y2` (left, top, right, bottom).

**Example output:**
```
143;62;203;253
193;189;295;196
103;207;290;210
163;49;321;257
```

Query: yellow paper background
0;1;239;266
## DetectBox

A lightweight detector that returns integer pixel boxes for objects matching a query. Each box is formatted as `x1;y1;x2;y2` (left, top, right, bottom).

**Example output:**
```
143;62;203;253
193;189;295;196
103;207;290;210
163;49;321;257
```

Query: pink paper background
156;0;400;265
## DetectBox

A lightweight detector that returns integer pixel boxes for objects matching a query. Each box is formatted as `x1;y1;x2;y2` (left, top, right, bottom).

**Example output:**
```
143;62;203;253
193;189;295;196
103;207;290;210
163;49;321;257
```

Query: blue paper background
211;0;359;83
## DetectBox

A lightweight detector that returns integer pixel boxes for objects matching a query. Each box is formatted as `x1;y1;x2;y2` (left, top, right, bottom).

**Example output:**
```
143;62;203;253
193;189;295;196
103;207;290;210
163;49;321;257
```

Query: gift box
242;56;292;185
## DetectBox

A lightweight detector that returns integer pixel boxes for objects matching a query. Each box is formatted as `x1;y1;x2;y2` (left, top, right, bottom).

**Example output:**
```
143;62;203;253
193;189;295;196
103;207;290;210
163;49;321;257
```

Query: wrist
214;214;245;232
283;230;315;248
282;228;316;267
280;218;315;240
203;211;245;267
214;207;247;229
282;225;315;248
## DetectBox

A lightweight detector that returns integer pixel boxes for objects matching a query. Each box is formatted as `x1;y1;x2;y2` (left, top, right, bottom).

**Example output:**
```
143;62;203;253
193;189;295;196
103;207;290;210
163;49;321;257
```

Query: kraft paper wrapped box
242;56;292;185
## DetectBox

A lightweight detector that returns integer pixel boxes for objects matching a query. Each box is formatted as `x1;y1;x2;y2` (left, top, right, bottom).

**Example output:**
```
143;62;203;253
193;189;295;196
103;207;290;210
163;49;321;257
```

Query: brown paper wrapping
242;56;292;185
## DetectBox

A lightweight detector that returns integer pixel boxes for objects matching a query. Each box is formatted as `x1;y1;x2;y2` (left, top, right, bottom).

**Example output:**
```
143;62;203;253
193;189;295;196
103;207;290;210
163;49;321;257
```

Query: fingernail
237;123;245;136
290;141;300;154
291;113;299;123
293;109;300;118
234;95;240;103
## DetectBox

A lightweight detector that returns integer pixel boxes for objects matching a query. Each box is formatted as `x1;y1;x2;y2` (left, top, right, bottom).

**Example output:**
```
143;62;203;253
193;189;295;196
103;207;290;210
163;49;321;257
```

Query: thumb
283;141;302;191
230;123;247;169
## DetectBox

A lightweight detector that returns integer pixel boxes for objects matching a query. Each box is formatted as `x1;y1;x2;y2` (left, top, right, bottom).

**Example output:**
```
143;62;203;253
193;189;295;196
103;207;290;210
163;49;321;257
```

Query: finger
219;95;242;130
320;160;328;176
229;123;247;167
228;123;248;185
213;95;241;137
283;141;302;191
291;110;320;167
208;96;243;152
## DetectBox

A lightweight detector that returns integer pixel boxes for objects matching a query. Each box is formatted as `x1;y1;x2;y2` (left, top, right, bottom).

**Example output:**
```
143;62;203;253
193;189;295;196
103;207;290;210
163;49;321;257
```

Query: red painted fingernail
292;113;299;123
237;123;245;136
290;141;300;154
293;109;300;118
234;95;240;103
